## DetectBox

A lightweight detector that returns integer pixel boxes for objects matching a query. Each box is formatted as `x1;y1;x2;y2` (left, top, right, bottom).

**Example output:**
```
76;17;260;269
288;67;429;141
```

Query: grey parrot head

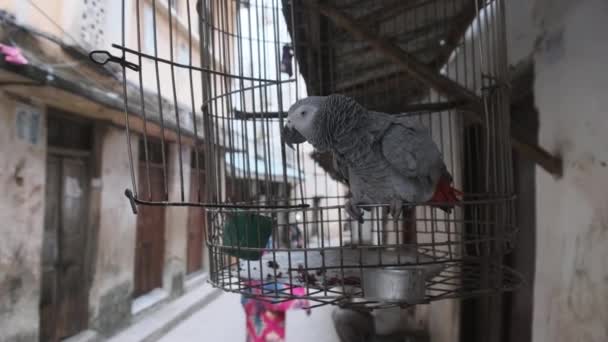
281;96;326;149
282;95;364;150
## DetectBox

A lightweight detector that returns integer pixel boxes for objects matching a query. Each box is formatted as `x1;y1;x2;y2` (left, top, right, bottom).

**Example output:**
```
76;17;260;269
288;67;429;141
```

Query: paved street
158;292;340;342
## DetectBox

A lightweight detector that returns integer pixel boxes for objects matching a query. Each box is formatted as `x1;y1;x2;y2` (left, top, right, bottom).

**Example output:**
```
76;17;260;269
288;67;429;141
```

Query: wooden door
187;170;206;274
133;162;166;297
40;155;90;342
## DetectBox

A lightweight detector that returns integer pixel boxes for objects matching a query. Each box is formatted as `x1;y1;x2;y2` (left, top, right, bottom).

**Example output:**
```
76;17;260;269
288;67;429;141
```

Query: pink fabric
242;282;309;342
0;44;28;65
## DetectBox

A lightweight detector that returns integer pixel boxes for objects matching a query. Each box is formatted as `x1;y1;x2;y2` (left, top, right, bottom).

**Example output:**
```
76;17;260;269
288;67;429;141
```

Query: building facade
0;1;235;341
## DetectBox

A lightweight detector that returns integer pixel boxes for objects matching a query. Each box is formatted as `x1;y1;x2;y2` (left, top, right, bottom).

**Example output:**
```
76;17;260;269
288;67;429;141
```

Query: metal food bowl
362;266;428;304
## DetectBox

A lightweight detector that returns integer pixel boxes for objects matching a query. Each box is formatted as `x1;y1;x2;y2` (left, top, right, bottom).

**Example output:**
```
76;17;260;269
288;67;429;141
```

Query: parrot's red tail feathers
430;176;463;212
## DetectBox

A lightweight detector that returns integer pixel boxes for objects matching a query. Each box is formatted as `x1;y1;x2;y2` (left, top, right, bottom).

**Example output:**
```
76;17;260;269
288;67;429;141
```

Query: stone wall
0;93;47;342
163;143;192;297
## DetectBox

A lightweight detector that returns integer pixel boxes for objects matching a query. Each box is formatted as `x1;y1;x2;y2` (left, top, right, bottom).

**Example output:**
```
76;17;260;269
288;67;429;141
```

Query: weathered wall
532;1;608;341
0;93;46;342
163;143;192;297
87;127;139;336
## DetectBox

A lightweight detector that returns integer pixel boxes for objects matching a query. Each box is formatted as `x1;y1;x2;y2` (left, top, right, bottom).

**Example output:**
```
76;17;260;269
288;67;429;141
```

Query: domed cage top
96;0;522;309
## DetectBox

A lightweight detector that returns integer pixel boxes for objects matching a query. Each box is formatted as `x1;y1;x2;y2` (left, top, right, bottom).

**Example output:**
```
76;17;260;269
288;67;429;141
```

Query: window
191;149;206;171
139;138;167;164
47;110;93;150
143;4;155;54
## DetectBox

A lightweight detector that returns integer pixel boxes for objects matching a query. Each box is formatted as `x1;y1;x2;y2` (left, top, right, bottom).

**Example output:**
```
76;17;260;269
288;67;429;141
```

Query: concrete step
106;281;222;342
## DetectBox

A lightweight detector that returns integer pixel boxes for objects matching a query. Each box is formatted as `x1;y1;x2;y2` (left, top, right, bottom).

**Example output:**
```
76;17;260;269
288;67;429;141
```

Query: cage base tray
232;246;445;288
215;260;523;310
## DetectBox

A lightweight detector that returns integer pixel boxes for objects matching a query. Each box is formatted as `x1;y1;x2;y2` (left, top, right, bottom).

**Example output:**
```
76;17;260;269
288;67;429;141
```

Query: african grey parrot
282;94;461;223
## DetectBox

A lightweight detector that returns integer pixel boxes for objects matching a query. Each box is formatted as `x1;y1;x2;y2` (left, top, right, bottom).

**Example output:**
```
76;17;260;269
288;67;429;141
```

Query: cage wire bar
100;0;522;309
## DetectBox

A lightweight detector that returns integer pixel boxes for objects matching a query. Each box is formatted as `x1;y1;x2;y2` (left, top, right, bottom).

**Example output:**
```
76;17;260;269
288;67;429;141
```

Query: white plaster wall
0;94;46;341
532;1;608;341
88;127;139;329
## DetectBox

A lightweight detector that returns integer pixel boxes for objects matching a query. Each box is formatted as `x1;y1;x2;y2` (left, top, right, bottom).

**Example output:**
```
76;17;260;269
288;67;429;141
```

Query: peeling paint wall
87;127;139;336
532;1;608;341
0;94;46;342
163;143;192;297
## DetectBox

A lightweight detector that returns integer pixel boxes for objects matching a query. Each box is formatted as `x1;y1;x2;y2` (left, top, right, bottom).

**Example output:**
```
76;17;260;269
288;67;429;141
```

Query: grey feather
298;94;453;218
379;116;448;201
333;151;351;186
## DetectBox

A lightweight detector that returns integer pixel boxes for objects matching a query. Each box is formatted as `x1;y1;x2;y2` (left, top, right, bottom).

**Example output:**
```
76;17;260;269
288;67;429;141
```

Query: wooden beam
334;67;404;92
234;110;285;119
333;43;445;92
305;1;483;109
333;0;435;41
0;66;202;147
356;0;431;26
234;101;470;120
394;100;473;113
512;138;562;177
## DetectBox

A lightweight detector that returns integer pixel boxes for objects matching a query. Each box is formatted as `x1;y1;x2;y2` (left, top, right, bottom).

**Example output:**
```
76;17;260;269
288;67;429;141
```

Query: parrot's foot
345;200;364;224
389;199;404;220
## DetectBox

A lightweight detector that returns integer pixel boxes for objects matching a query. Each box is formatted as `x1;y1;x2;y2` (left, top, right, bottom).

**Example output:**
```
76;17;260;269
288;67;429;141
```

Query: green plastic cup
222;212;274;260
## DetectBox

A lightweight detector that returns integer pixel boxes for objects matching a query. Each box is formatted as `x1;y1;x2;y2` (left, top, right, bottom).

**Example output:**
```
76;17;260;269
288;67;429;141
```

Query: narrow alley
158;292;339;342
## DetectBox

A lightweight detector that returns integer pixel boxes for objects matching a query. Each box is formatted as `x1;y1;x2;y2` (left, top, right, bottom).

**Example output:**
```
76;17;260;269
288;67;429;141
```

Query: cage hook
88;50;140;72
124;188;138;214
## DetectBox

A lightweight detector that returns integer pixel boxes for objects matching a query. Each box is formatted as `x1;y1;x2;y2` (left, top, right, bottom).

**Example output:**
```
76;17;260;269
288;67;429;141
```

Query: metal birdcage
94;0;522;309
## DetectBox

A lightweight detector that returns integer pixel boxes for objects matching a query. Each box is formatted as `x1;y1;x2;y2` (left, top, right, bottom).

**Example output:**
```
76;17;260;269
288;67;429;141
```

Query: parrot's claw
345;200;364;224
389;199;404;220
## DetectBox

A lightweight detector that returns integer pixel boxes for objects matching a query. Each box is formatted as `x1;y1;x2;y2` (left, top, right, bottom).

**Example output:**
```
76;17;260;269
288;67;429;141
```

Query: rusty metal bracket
89;50;140;72
125;189;139;214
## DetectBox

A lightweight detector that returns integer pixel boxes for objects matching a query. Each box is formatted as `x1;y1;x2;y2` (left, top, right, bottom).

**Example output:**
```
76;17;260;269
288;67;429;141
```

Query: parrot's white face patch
286;103;318;141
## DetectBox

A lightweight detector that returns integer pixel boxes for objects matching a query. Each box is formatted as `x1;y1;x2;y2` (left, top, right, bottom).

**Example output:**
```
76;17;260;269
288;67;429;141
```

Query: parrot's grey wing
333;152;350;185
380;118;445;180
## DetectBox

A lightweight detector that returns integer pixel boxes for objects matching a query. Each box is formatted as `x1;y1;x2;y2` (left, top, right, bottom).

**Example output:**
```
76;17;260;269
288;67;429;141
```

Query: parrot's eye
300;110;306;116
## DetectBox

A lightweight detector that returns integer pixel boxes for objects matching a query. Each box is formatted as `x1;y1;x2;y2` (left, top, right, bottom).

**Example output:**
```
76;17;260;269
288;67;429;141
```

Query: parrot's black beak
281;124;307;149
